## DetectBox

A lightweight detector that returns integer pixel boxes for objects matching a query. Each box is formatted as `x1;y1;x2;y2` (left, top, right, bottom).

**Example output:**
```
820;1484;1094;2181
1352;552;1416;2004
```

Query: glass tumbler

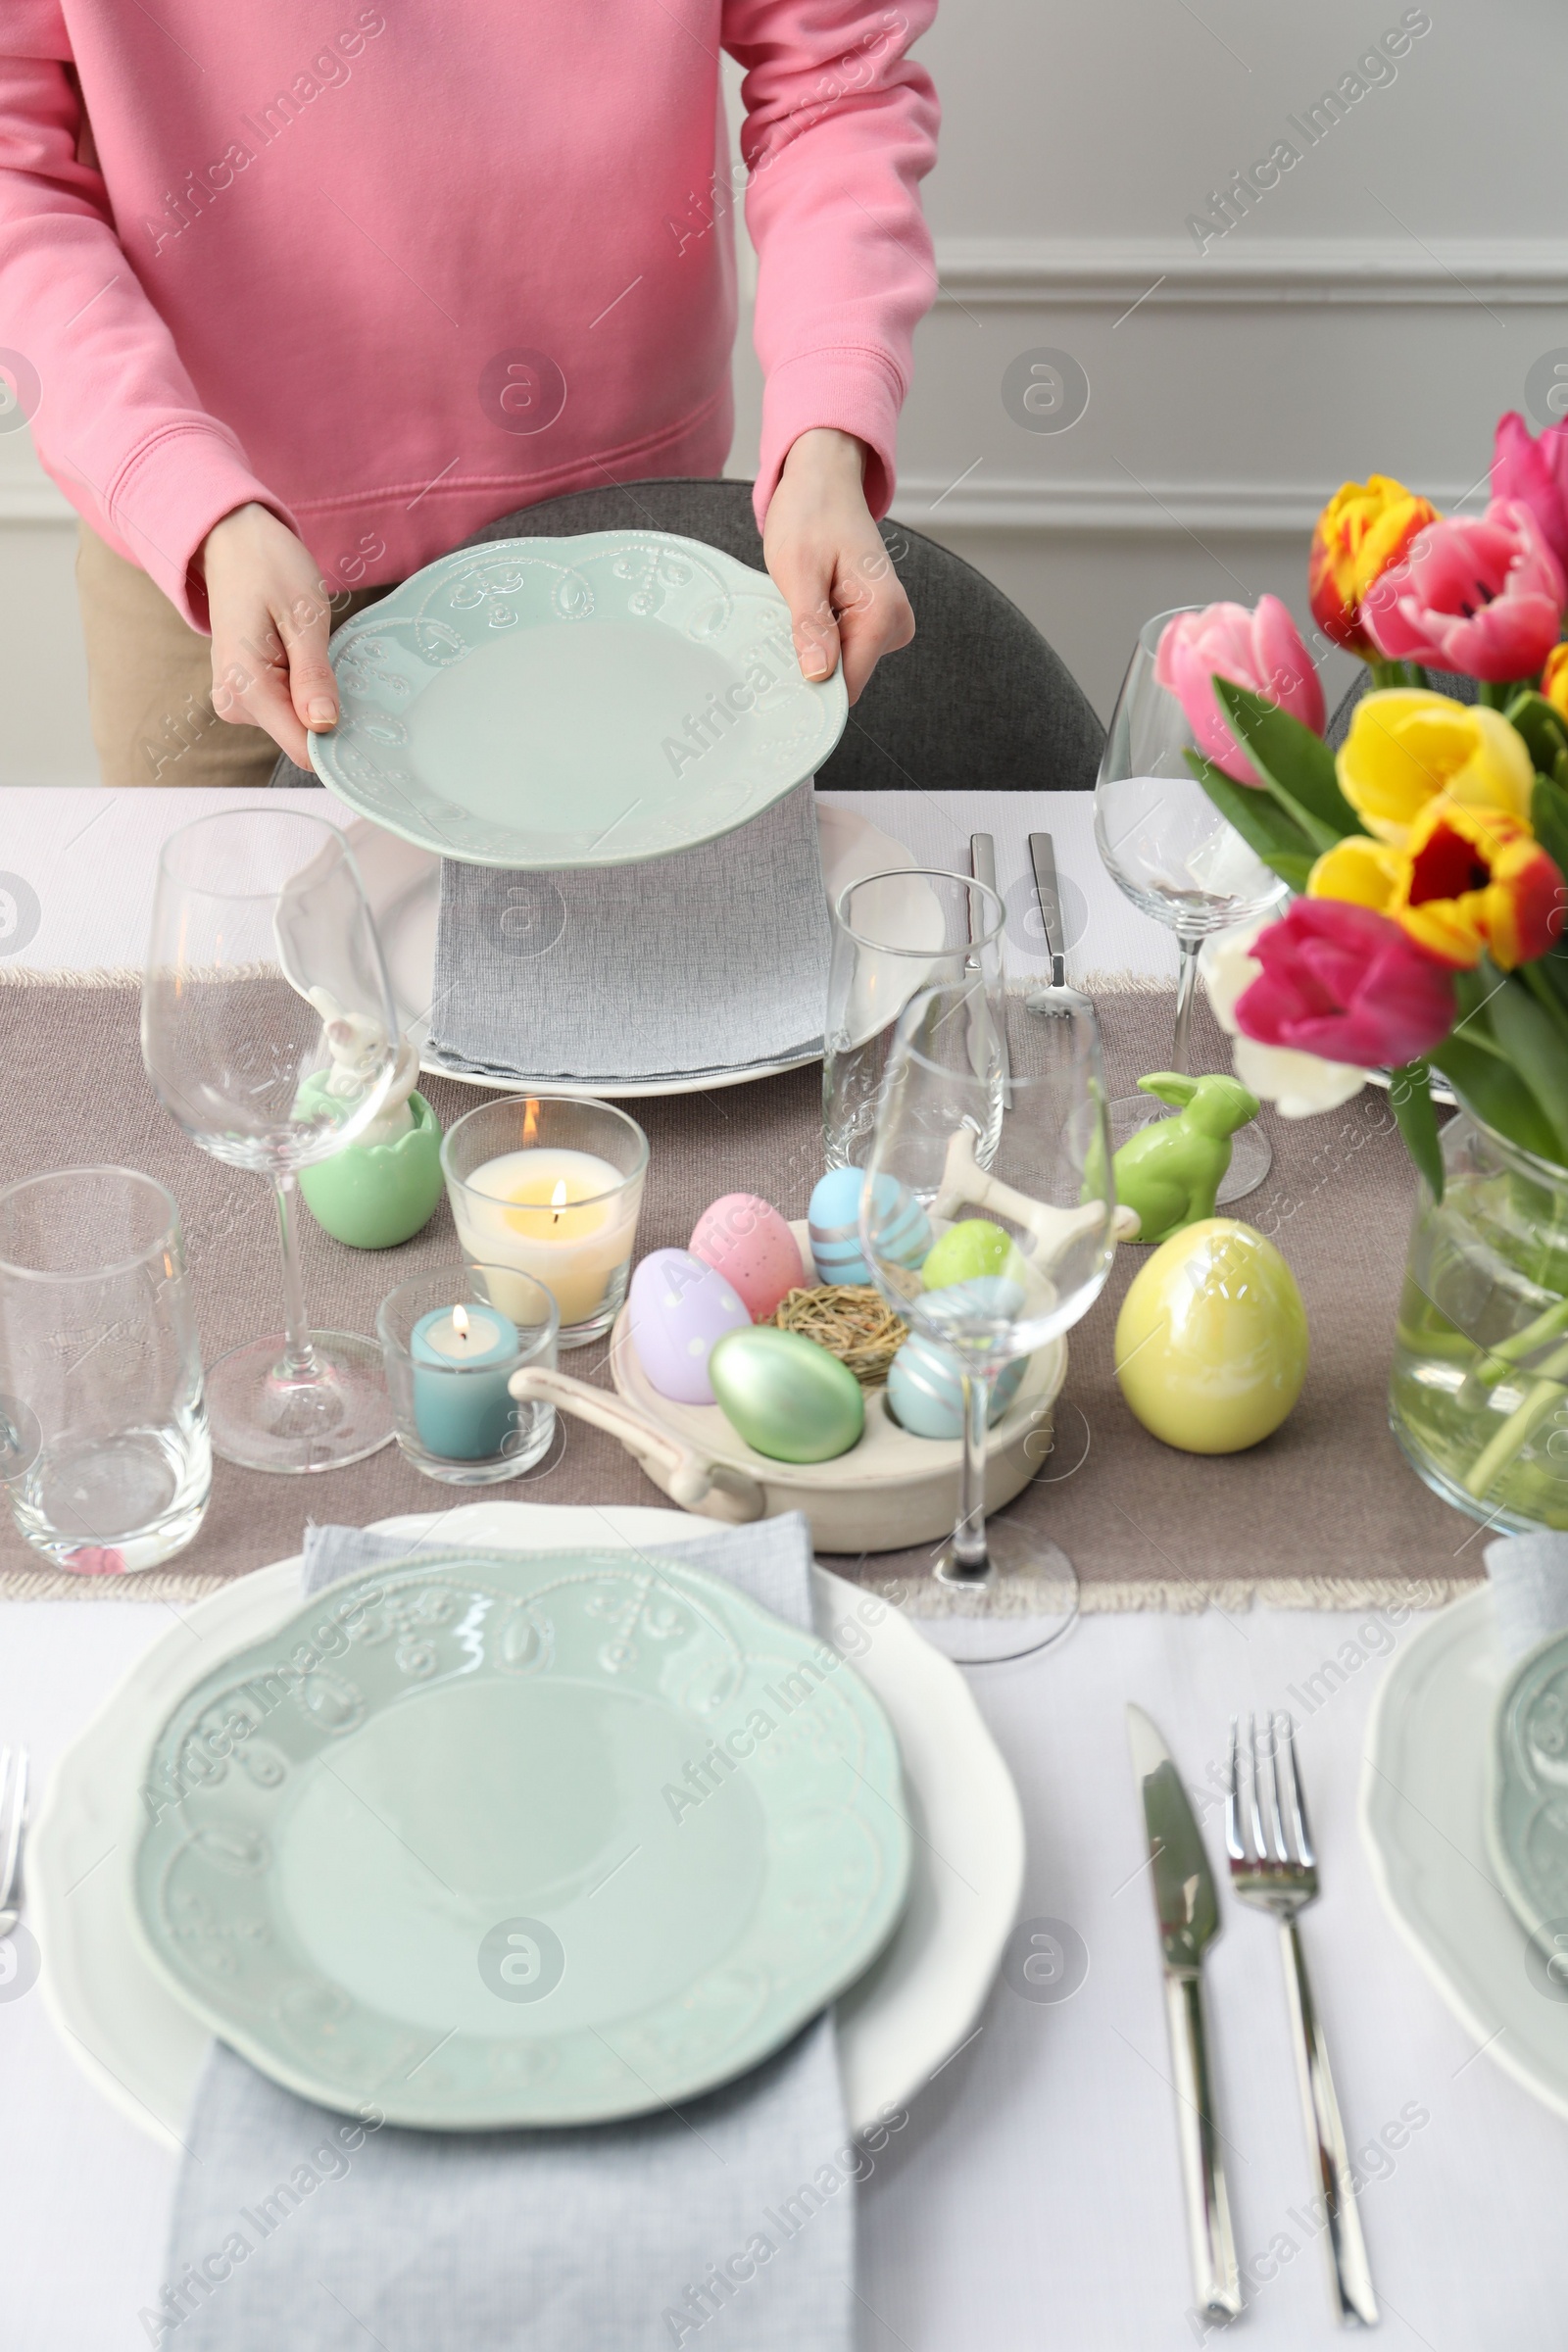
0;1167;211;1572
824;870;1006;1170
377;1265;560;1485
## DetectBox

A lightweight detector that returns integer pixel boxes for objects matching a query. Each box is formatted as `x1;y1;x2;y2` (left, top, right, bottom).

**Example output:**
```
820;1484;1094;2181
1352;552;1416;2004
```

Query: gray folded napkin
1486;1529;1568;1664
152;1514;855;2351
425;781;832;1084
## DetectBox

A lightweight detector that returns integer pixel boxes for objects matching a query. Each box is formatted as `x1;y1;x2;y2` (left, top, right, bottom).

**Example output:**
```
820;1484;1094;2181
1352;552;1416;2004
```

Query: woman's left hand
762;428;914;704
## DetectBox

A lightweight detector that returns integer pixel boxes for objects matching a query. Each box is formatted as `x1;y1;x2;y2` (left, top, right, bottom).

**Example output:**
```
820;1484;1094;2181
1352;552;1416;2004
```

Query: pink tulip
1362;498;1567;683
1493;411;1568;574
1234;899;1455;1068
1154;597;1326;785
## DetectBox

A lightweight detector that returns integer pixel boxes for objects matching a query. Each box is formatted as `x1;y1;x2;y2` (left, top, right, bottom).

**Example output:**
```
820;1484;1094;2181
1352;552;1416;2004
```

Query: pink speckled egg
627;1249;750;1404
689;1194;805;1321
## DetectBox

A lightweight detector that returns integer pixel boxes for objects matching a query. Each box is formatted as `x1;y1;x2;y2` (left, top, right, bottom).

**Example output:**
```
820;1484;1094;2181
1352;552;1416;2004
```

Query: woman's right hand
198;502;340;767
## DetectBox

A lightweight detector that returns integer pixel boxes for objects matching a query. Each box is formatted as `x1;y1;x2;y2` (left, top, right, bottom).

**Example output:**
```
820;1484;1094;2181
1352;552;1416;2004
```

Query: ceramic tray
311;532;848;869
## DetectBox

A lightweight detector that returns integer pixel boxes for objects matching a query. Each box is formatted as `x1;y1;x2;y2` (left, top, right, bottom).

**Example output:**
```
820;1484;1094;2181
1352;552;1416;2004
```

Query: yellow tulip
1308;475;1440;659
1335;689;1535;845
1543;642;1568;725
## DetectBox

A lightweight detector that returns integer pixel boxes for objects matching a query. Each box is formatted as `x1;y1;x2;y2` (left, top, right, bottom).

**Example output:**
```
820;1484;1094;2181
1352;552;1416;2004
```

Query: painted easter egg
922;1218;1013;1291
627;1249;750;1405
1114;1218;1307;1454
690;1194;806;1322
808;1167;932;1286
886;1336;1028;1441
709;1326;864;1462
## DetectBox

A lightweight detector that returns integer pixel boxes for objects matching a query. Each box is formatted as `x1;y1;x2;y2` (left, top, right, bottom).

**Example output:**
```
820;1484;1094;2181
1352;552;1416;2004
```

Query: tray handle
509;1365;765;1524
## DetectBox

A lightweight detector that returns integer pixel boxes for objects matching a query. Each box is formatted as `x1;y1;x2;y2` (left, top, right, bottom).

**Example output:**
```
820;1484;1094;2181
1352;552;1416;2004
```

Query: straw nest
769;1285;907;1389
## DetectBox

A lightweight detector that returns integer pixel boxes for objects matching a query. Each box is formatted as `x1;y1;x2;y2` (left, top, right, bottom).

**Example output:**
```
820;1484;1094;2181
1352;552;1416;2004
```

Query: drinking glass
1095;607;1290;1198
859;981;1119;1663
824;870;1004;1170
143;809;399;1474
0;1167;211;1571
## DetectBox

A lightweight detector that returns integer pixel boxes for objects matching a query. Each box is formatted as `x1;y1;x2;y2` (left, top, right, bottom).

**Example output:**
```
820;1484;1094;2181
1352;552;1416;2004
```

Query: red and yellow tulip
1309;799;1564;970
1308;475;1441;660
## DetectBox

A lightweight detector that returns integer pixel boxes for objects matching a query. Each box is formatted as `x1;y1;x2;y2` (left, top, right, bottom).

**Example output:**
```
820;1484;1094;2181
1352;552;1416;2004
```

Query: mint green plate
1488;1629;1568;1938
130;1547;909;2128
308;532;848;869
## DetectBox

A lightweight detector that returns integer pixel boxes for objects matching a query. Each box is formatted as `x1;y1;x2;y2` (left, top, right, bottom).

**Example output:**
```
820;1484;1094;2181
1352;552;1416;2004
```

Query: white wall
7;2;1568;782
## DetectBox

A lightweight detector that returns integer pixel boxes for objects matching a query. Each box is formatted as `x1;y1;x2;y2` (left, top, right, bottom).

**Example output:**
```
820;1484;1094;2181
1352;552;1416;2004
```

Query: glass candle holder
0;1166;212;1572
376;1265;559;1485
440;1097;649;1348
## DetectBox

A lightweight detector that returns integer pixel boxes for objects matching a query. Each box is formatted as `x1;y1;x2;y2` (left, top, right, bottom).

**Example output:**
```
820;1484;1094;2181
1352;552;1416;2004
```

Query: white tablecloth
1;788;1559;2349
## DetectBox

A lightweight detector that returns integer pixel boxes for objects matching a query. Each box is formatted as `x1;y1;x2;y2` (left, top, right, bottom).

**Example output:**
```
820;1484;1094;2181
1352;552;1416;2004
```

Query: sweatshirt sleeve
722;0;940;525
0;5;298;627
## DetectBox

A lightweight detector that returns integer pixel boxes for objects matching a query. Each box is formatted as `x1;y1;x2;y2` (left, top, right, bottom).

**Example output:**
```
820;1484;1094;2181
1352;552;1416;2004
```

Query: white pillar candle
452;1147;636;1328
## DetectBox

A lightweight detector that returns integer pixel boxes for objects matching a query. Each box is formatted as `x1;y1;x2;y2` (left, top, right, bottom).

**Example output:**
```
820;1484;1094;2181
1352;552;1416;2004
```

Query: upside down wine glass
1095;607;1290;1199
142;810;400;1473
859;981;1120;1665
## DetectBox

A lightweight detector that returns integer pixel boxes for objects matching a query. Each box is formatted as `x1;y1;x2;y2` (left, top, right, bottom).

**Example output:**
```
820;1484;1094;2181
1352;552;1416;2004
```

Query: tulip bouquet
1156;417;1568;1200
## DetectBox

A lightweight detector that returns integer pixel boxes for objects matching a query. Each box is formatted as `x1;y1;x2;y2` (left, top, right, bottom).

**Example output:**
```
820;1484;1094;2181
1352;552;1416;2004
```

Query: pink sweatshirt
0;2;938;627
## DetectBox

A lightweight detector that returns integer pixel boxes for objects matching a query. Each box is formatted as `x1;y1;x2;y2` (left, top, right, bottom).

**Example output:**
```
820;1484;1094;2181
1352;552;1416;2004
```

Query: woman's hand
198;503;340;766
762;428;914;703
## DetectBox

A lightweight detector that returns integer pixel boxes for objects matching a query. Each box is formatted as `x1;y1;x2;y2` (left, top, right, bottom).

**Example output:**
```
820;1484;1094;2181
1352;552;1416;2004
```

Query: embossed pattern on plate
310;534;849;869
131;1545;910;2128
1489;1630;1568;1936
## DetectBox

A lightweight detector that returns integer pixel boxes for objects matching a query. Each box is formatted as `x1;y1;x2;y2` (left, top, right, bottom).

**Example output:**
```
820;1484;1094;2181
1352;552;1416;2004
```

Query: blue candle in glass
410;1301;520;1460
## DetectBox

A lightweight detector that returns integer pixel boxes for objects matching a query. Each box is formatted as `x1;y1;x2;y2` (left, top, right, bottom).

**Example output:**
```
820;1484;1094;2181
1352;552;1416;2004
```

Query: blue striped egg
886;1335;1028;1441
808;1168;932;1286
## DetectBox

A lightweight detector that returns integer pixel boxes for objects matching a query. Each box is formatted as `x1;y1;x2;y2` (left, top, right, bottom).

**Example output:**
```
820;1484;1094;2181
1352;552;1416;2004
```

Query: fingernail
800;646;830;679
307;699;336;728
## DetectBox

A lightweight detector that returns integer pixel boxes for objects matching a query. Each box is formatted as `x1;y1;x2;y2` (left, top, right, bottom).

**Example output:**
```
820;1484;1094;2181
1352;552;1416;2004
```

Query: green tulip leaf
1210;680;1361;846
1488;974;1568;1160
1430;1036;1563;1166
1387;1059;1444;1201
1182;749;1316;892
1506;692;1568;782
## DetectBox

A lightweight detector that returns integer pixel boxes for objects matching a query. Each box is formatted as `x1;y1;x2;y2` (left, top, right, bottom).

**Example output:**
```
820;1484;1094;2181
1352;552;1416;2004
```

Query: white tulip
1200;917;1369;1120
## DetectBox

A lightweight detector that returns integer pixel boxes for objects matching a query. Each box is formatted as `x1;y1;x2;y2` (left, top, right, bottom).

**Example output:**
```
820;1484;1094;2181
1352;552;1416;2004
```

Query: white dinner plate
342;802;940;1099
1361;1587;1568;2120
310;533;848;870
32;1501;1025;2148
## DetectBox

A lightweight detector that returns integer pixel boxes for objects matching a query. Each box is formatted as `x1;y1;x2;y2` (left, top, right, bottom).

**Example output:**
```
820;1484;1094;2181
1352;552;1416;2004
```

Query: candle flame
551;1178;567;1224
522;1098;541;1148
453;1303;470;1340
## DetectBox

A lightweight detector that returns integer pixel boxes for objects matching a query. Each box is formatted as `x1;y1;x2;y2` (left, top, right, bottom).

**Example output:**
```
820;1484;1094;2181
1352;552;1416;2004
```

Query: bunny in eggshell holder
296;1010;445;1250
509;1162;1136;1551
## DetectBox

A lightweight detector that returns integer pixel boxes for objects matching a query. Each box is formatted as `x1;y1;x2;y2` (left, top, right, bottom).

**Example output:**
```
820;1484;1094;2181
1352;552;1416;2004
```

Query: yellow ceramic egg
1114;1218;1307;1453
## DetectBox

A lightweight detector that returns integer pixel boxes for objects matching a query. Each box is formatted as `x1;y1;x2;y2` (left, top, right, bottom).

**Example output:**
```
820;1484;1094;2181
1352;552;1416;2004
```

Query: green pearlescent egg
709;1326;864;1463
922;1217;1012;1291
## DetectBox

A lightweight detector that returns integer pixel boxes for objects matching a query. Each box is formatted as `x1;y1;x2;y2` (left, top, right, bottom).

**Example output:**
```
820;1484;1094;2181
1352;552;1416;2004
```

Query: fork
0;1745;28;1936
1227;1713;1379;2329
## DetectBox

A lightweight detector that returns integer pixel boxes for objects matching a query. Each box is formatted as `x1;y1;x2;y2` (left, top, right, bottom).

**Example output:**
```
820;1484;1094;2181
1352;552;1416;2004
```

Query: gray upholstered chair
269;476;1103;792
1326;661;1477;748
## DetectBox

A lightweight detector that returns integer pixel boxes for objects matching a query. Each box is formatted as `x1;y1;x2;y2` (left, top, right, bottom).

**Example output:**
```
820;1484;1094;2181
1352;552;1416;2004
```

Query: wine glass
859;980;1119;1664
1095;607;1289;1199
143;809;400;1474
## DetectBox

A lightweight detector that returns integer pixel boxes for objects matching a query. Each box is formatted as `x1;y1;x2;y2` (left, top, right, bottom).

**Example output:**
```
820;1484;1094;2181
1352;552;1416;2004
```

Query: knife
968;833;1011;1106
1127;1703;1242;2324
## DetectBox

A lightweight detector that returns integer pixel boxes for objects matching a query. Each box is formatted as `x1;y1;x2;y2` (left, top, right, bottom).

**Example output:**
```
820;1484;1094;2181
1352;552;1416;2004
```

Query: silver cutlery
968;831;1012;1106
1128;1704;1241;2324
0;1744;28;1936
1025;832;1094;1018
1227;1712;1379;2330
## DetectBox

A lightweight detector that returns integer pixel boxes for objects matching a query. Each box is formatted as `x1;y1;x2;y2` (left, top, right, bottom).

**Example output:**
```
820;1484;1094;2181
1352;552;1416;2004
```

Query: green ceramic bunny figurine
1112;1072;1262;1246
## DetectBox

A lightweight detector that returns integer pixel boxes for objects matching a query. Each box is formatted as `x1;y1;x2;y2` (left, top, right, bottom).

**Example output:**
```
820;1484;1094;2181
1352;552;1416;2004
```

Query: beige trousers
74;522;389;789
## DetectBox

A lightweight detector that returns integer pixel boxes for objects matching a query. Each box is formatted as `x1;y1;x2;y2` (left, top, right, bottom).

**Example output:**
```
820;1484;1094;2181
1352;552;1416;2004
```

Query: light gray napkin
152;1514;855;2352
425;781;832;1083
1486;1530;1568;1664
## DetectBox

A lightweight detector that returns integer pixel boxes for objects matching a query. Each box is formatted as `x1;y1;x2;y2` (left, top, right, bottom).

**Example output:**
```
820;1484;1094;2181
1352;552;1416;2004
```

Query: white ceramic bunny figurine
307;988;418;1145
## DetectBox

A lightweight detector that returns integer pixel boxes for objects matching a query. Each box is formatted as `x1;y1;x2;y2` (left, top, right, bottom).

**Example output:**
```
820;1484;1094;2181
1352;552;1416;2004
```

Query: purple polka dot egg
626;1248;750;1404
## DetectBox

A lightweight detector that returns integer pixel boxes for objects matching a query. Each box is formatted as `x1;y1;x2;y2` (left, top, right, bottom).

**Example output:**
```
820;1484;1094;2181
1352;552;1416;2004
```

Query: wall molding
932;236;1568;311
893;472;1482;536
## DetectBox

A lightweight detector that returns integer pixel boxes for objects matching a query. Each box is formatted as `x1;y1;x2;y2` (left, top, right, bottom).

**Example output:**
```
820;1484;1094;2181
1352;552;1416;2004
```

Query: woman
0;1;938;786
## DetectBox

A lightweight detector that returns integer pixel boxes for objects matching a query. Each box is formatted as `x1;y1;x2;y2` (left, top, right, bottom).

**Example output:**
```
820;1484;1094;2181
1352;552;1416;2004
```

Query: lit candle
450;1147;637;1330
410;1299;520;1459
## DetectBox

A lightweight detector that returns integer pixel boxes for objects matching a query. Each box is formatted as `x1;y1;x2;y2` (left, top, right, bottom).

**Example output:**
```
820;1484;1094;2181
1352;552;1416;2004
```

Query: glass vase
1392;1112;1568;1533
